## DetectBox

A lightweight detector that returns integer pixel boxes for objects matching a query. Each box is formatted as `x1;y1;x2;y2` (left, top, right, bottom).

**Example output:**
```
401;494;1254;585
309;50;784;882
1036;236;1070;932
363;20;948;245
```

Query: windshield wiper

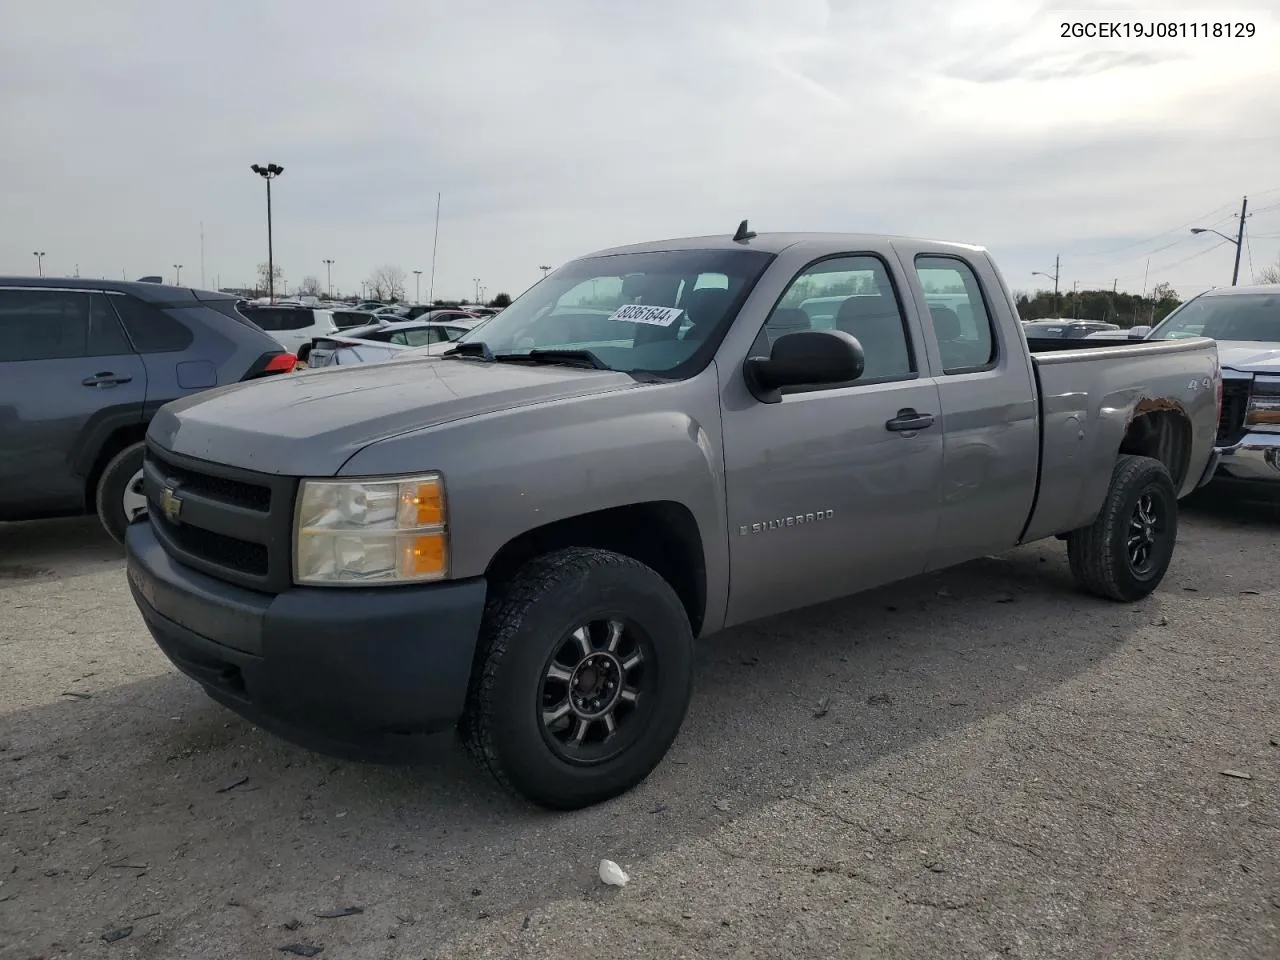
493;348;608;370
443;341;494;361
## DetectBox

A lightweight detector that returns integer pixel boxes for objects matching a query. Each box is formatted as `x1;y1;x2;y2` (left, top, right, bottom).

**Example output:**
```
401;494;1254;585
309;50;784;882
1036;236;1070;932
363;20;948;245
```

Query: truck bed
1020;336;1220;544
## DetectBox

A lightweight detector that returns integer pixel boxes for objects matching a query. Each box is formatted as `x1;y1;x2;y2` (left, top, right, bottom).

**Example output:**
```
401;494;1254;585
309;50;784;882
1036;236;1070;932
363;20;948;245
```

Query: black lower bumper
125;521;487;750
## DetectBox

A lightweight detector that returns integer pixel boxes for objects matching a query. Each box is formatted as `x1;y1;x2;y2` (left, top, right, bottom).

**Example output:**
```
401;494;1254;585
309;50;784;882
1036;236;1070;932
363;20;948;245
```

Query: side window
914;256;997;374
0;289;91;361
388;332;409;345
764;255;914;383
112;294;194;352
88;295;134;356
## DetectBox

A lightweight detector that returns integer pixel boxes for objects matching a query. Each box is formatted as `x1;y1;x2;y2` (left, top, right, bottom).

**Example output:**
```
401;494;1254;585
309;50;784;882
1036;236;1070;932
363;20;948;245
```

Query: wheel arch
482;500;708;637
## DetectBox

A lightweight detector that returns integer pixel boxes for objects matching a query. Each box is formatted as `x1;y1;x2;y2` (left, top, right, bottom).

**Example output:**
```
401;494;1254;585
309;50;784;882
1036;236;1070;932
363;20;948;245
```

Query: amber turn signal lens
399;532;446;578
399;479;444;527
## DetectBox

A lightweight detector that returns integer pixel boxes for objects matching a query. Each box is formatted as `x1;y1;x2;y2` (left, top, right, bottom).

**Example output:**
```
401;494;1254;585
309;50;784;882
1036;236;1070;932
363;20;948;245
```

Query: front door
720;253;944;626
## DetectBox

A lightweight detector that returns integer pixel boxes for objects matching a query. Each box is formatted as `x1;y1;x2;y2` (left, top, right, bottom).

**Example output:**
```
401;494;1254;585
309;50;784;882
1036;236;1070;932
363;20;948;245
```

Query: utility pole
322;259;334;296
1032;254;1060;313
413;269;422;302
429;192;441;304
1232;195;1248;286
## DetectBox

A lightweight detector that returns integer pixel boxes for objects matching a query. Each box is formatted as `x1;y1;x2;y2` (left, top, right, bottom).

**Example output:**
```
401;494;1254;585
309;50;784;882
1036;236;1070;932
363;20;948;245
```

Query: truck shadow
2;536;1178;948
0;515;121;584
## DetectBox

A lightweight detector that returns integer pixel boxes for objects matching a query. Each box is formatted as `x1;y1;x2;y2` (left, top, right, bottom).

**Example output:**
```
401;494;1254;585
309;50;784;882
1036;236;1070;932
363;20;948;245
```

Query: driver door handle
885;409;935;432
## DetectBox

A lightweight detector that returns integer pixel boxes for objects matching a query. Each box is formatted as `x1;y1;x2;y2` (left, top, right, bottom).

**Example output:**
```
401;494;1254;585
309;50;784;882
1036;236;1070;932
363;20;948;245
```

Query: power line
1074;201;1236;260
1245;230;1256;282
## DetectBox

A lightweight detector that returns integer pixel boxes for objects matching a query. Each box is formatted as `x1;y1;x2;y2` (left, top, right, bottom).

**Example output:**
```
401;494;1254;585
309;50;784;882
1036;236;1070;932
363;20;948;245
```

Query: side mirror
744;329;865;404
1128;325;1152;339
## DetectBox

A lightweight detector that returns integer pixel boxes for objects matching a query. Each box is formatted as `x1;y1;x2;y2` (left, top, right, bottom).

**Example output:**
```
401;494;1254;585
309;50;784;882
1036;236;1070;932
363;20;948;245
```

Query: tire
461;547;694;810
1067;454;1178;602
296;342;313;363
95;441;147;546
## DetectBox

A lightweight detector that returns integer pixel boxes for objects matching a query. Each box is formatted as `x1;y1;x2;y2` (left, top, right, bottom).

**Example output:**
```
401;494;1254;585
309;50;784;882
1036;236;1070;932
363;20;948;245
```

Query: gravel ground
1;490;1277;960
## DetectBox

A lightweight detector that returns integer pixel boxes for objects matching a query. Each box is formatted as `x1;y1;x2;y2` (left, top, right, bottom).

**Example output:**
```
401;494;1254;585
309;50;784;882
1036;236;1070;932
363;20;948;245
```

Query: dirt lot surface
2;491;1277;960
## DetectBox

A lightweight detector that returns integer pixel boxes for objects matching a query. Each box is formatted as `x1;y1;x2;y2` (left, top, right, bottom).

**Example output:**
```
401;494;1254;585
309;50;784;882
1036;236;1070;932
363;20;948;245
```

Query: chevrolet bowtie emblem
160;485;183;524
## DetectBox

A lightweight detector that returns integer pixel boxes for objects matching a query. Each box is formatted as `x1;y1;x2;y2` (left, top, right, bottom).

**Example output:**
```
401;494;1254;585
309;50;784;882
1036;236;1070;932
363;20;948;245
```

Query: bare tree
255;262;283;296
296;276;322;298
1257;256;1280;284
365;265;408;302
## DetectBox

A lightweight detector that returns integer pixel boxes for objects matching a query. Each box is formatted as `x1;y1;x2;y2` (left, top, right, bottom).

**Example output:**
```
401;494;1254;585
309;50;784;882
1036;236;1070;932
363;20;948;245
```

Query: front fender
338;369;730;631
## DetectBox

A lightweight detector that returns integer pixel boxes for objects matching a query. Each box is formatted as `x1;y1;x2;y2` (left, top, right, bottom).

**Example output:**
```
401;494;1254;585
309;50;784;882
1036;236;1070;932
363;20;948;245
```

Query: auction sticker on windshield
608;304;685;327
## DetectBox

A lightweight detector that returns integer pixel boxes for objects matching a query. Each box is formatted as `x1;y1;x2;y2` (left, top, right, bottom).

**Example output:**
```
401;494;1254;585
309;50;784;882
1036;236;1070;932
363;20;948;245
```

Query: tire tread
461;547;680;804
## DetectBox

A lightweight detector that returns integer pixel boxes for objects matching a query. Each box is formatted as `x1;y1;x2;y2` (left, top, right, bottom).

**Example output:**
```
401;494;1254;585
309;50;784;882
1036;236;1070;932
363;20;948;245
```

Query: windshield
450;248;774;374
1152;292;1280;342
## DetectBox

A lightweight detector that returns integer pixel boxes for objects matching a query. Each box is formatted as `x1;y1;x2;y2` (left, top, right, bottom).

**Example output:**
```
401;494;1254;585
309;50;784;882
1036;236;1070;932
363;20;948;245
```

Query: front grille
1218;378;1252;447
144;441;296;593
149;449;271;512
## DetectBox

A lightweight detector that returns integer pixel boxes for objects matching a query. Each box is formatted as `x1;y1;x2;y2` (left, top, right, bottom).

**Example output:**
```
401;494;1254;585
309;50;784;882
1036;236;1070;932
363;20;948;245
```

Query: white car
239;303;338;357
307;318;479;368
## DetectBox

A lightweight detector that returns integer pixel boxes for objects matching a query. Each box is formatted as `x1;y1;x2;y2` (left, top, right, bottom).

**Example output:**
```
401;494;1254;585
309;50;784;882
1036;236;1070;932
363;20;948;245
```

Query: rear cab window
913;255;998;374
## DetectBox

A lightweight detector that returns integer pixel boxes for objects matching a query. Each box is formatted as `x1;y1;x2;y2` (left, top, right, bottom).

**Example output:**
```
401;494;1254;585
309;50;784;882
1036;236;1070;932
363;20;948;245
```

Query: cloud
0;0;1278;298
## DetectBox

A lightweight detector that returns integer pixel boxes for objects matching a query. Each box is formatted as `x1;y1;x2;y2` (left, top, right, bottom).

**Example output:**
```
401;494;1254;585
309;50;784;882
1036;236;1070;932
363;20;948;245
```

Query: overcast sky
3;0;1279;302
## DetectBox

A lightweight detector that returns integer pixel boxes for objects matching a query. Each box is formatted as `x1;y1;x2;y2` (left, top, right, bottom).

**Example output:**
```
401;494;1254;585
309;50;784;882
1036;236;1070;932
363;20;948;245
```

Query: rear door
896;247;1040;570
720;251;945;625
0;288;147;515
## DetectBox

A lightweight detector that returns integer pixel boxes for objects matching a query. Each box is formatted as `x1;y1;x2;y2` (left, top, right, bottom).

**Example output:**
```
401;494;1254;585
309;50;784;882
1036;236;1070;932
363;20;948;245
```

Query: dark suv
0;278;297;543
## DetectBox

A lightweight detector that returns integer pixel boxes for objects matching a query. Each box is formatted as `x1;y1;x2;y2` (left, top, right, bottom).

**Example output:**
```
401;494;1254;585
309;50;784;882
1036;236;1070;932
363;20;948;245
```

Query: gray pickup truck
125;228;1221;809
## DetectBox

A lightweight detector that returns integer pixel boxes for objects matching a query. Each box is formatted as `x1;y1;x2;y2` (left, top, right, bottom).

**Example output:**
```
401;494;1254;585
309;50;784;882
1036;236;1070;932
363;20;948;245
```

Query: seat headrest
684;287;730;325
835;295;896;328
930;305;962;341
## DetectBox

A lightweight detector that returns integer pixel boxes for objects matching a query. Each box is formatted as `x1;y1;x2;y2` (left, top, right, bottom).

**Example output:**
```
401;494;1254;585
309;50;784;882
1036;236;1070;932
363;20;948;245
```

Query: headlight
294;473;447;585
1244;375;1280;430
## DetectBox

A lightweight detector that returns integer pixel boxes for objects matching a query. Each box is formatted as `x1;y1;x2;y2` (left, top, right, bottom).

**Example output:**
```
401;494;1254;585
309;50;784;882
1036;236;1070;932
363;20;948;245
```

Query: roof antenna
732;219;756;243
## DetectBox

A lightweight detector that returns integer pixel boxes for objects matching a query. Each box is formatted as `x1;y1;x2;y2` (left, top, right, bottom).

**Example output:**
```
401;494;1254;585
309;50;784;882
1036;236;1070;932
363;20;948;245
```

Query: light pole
1191;196;1248;285
32;251;46;276
413;269;422;302
173;264;183;285
250;163;284;301
1032;254;1061;313
473;278;481;304
322;259;334;296
539;264;552;279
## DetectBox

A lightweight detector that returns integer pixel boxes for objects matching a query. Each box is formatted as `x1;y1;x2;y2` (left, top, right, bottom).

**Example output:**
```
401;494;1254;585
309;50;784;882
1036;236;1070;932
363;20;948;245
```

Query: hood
1216;342;1280;376
148;356;641;475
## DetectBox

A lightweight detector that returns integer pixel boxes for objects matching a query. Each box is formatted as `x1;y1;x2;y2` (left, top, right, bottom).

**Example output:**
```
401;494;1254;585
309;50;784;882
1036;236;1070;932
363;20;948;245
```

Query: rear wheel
95;441;147;545
1067;454;1177;601
461;547;694;810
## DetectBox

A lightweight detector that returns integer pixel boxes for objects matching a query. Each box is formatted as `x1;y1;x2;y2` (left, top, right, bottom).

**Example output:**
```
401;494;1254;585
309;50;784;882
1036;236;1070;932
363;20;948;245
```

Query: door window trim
746;252;921;397
912;253;1000;376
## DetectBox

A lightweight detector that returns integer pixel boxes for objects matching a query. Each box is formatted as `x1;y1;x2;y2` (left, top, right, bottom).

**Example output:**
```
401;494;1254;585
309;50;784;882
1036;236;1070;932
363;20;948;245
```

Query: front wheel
1067;454;1178;602
95;441;147;545
461;547;694;810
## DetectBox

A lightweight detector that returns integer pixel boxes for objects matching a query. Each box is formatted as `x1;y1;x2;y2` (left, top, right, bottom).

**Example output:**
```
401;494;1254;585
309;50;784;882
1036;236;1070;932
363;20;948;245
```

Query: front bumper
1214;431;1280;485
125;521;487;751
